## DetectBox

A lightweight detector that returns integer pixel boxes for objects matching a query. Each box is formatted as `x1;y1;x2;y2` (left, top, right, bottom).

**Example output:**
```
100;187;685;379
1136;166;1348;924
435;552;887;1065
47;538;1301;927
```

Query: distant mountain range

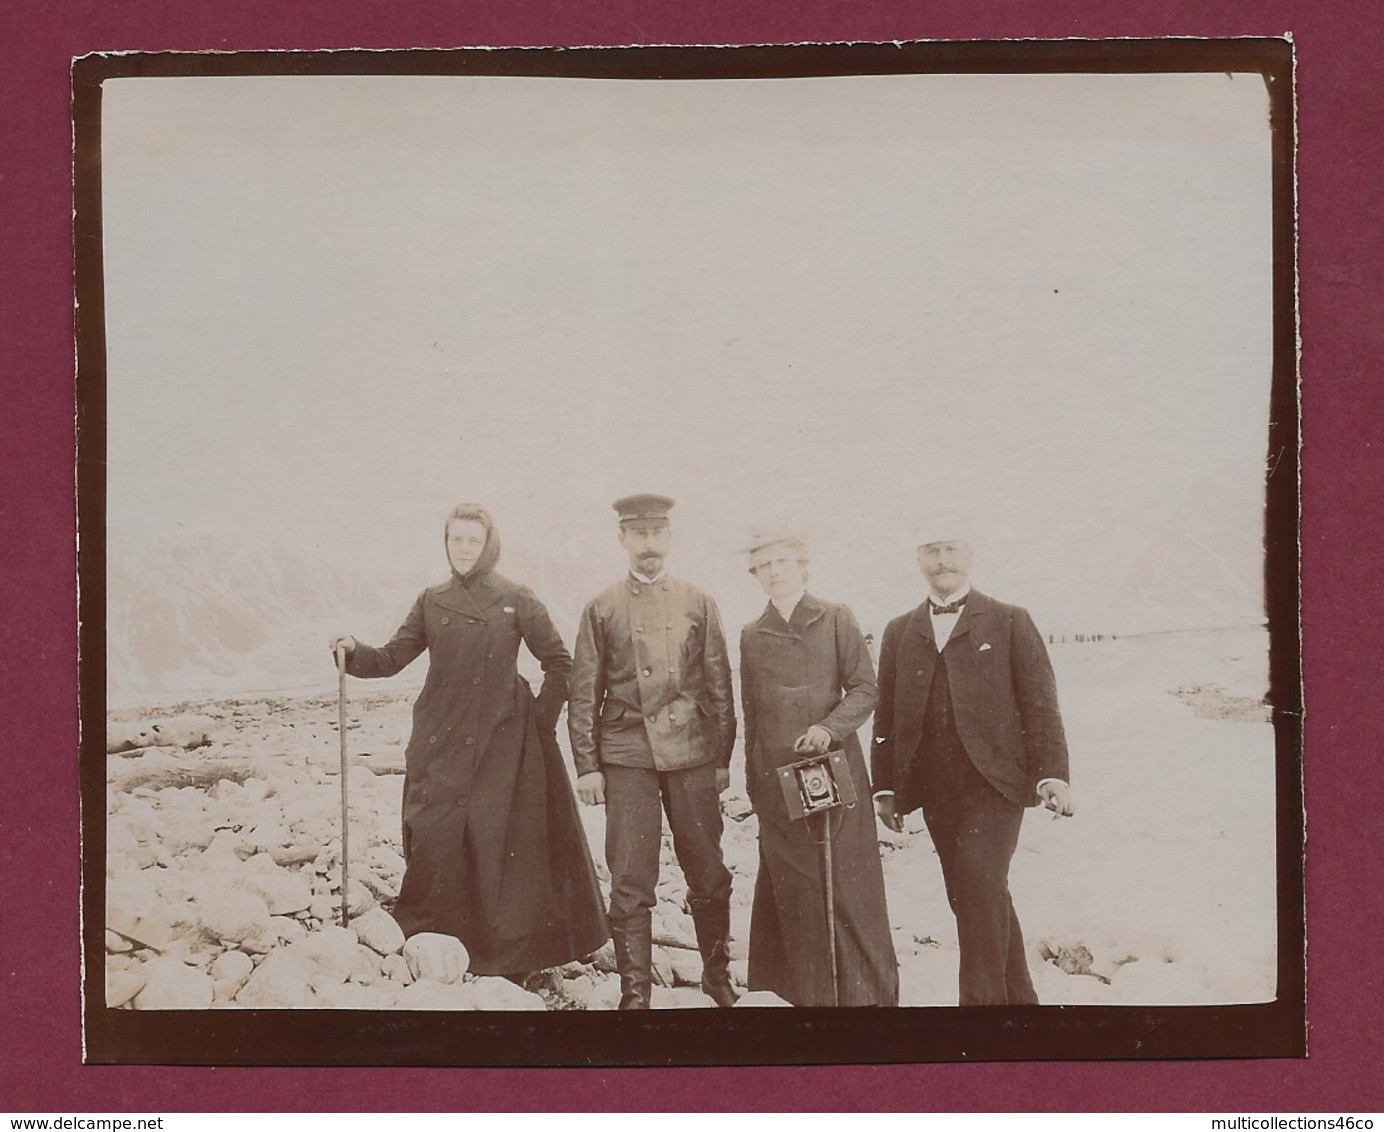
1107;469;1268;635
105;531;410;705
104;472;1271;705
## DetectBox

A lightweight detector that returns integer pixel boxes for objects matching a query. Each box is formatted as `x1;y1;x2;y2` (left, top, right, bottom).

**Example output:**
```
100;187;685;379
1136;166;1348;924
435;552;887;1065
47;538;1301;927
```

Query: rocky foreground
104;691;778;1011
104;629;1278;1011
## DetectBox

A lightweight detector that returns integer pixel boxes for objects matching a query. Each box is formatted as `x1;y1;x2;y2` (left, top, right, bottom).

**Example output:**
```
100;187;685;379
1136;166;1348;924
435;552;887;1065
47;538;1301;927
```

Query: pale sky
101;71;1275;635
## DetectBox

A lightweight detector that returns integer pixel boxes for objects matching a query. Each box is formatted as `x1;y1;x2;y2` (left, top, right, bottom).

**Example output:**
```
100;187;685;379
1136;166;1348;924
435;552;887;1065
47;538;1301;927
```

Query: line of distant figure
861;630;1115;654
330;494;1073;1009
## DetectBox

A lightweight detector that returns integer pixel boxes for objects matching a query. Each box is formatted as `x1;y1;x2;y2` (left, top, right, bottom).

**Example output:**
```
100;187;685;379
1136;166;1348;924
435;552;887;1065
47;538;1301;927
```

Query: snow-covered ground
891;626;1277;1007
102;625;1277;1009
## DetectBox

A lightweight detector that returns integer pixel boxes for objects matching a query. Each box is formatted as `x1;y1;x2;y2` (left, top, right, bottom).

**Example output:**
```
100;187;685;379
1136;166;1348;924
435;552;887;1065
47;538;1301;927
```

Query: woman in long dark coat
333;504;607;976
739;531;899;1006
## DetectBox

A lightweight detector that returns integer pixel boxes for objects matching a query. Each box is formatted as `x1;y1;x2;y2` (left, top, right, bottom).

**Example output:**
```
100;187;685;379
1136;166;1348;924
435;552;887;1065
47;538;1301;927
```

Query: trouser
603;762;732;930
916;749;1038;1007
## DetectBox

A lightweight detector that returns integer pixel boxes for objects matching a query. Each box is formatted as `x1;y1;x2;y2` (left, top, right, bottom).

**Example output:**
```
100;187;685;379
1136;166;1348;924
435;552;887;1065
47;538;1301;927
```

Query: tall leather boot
690;898;740;1008
610;919;652;1010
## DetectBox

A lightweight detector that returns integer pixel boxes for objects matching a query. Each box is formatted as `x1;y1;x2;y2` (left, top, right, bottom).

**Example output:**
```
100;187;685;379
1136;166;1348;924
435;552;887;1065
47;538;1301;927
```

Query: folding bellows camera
776;752;857;820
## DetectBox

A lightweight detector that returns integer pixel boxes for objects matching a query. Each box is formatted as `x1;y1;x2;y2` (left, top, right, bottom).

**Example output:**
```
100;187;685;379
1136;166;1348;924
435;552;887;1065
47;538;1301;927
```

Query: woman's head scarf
444;503;501;582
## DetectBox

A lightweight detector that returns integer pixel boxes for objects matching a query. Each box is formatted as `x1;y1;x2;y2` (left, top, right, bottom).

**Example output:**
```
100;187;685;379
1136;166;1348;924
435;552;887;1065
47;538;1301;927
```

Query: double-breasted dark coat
346;569;608;975
739;594;899;1007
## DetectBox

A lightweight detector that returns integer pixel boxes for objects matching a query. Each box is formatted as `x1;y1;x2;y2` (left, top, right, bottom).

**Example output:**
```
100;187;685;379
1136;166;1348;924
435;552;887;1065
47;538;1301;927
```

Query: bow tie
929;598;966;616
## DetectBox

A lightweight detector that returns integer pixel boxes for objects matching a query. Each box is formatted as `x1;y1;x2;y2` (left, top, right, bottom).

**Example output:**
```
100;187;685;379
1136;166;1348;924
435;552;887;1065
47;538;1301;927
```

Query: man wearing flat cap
872;525;1073;1006
568;494;739;1009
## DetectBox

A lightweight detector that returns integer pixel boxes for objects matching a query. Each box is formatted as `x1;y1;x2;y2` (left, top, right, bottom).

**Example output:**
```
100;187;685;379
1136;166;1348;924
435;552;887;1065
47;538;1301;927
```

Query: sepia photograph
76;40;1301;1065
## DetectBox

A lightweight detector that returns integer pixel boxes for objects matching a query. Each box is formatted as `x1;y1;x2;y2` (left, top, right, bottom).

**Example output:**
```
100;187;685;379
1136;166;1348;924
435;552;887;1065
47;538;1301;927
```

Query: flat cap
613;493;675;523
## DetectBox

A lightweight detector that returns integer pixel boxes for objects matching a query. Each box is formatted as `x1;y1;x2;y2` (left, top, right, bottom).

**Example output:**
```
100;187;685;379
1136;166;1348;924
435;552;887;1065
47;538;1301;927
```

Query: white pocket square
979;643;992;651
503;606;517;614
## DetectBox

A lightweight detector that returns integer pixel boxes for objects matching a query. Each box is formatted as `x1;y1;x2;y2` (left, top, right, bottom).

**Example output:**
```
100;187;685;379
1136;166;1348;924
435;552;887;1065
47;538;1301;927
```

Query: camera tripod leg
821;810;838;1007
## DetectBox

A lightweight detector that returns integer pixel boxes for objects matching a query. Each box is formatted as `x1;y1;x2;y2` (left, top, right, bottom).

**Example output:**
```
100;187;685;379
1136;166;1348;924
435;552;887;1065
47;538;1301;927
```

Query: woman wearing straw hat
331;503;607;979
738;529;898;1006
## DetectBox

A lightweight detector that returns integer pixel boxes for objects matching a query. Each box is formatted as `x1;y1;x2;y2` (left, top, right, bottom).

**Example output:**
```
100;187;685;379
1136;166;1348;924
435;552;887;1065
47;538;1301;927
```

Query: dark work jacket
346;571;607;973
567;574;736;778
871;589;1070;814
739;594;898;1006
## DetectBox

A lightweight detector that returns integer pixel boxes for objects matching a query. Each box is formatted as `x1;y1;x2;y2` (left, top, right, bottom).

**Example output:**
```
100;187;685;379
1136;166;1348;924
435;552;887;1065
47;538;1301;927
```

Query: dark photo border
74;38;1302;1069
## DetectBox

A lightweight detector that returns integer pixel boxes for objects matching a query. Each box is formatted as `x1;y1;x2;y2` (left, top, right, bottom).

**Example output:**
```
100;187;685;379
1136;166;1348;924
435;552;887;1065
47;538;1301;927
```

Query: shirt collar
928;583;972;611
630;568;666;585
770;591;805;622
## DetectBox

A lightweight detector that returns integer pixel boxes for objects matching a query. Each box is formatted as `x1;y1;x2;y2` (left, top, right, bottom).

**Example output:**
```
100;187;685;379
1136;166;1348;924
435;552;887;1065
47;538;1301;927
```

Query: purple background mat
3;0;1378;1112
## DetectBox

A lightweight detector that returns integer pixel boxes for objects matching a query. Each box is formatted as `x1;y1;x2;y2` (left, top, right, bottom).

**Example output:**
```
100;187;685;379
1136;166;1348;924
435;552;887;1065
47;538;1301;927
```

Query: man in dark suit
872;529;1073;1005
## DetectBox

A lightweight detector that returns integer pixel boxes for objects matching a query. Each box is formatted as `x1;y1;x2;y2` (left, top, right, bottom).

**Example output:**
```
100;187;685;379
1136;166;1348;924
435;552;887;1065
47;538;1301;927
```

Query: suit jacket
871;588;1069;812
567;574;736;777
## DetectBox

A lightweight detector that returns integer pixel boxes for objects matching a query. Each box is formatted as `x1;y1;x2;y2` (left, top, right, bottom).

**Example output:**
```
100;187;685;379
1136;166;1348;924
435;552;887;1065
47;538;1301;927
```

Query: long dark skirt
748;749;899;1006
392;709;608;975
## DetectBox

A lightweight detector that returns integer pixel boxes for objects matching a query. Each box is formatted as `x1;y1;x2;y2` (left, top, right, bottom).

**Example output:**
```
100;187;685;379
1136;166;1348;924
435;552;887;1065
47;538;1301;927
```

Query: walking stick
335;642;351;929
820;810;839;1007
